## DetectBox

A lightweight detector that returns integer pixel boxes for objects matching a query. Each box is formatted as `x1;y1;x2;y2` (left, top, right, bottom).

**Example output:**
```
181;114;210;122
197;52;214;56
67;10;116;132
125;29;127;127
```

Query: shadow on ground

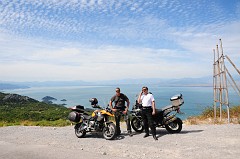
155;128;204;138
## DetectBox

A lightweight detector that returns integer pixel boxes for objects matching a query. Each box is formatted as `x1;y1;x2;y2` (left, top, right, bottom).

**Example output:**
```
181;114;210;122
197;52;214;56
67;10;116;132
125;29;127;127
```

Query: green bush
0;92;71;126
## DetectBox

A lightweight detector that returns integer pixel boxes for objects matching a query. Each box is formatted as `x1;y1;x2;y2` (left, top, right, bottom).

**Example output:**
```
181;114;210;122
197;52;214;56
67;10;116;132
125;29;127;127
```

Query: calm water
2;85;240;120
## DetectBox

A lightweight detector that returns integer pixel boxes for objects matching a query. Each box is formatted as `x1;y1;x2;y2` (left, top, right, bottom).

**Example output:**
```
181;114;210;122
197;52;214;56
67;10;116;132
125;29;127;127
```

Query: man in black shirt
109;87;132;136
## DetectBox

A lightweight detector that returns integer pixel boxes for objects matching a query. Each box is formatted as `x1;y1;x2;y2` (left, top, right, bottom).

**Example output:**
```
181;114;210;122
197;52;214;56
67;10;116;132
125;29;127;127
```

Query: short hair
142;86;148;90
116;87;120;91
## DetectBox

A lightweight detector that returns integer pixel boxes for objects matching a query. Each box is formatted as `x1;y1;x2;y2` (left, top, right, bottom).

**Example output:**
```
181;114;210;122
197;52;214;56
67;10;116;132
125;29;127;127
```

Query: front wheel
75;123;86;138
102;122;116;140
165;118;182;133
131;117;144;133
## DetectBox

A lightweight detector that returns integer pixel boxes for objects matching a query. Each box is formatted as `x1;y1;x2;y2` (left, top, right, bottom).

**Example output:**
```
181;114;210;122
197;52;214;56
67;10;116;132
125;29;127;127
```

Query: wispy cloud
0;0;239;81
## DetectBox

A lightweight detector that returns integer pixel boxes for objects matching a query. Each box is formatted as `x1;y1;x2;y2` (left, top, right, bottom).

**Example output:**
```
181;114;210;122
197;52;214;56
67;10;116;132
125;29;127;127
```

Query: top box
170;94;184;106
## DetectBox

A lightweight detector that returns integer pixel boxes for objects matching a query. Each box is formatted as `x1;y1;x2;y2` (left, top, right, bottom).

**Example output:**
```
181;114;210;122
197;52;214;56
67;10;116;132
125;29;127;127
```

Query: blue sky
0;0;240;82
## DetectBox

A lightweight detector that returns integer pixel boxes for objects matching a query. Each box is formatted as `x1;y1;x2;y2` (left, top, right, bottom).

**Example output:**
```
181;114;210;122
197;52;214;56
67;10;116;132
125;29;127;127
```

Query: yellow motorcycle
68;98;116;140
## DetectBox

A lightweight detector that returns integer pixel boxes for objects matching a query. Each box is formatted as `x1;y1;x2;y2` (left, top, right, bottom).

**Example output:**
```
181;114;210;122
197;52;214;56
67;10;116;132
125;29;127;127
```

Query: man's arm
109;98;117;112
152;100;156;115
125;99;130;112
137;91;142;104
109;100;113;109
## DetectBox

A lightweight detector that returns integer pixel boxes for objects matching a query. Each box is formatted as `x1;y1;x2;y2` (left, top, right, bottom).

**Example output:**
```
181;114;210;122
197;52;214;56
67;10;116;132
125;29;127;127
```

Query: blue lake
2;85;239;120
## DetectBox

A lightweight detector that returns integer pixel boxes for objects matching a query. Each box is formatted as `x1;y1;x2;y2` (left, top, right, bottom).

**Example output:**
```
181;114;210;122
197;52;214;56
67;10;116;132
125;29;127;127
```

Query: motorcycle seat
155;109;163;116
155;108;163;113
160;105;173;111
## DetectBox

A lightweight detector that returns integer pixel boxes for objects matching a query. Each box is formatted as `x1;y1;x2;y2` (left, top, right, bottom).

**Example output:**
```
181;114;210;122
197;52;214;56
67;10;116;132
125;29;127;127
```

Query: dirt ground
0;124;239;159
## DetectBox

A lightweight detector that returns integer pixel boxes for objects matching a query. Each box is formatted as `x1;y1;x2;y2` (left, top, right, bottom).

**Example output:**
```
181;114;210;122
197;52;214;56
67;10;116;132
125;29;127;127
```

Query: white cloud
0;33;213;82
168;21;240;59
0;0;239;82
0;55;211;82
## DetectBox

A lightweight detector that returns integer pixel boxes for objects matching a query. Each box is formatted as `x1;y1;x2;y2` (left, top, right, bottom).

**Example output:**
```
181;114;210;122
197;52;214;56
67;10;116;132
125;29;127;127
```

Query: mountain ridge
0;76;214;90
4;74;240;89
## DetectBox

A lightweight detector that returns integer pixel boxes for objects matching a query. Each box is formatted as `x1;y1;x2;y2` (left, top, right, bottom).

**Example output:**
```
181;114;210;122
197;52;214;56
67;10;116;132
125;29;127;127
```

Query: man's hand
123;110;127;115
152;111;156;115
111;108;117;112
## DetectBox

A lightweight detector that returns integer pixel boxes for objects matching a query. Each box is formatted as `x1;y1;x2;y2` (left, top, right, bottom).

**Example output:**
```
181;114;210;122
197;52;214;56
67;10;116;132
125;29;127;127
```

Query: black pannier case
68;111;80;122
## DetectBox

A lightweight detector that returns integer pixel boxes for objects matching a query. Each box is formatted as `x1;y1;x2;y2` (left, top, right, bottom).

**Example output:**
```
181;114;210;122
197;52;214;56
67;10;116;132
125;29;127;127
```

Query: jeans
142;108;156;135
114;111;131;134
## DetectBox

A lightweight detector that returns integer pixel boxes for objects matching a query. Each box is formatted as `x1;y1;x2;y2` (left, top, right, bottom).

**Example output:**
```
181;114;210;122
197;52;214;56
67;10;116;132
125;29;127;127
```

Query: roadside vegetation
185;105;240;125
0;92;72;127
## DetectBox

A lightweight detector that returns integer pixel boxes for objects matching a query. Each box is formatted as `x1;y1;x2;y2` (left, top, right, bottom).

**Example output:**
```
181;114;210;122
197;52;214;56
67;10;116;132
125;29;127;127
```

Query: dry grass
184;105;240;125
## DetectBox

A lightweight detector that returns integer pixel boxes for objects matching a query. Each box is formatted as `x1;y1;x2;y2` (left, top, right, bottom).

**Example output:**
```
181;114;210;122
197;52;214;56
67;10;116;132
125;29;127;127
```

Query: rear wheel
103;122;116;140
165;118;182;133
131;117;144;133
75;123;86;138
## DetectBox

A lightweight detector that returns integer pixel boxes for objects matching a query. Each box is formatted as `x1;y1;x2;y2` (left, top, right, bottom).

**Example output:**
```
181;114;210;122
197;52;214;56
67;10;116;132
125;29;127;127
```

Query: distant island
42;96;57;104
0;83;29;90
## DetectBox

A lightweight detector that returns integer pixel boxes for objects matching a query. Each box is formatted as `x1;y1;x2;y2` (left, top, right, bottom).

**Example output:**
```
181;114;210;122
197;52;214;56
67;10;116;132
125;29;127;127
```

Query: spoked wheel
165;118;182;133
75;123;86;138
131;117;144;133
102;122;116;140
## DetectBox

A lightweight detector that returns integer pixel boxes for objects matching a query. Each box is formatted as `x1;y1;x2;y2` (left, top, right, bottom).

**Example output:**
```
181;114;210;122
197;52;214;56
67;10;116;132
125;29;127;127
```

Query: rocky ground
0;124;239;159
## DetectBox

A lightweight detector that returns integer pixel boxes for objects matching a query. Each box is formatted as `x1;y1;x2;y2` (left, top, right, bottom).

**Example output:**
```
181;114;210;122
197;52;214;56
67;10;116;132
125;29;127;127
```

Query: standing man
137;86;158;140
109;87;132;137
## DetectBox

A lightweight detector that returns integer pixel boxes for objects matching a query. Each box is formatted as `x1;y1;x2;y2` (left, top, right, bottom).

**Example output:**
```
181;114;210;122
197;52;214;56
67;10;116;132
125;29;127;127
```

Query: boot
128;131;133;137
143;133;149;138
116;128;121;136
153;135;158;141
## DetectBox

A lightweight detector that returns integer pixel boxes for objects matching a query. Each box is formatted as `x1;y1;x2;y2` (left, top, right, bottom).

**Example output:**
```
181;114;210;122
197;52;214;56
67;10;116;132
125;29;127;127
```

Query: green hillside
0;92;71;126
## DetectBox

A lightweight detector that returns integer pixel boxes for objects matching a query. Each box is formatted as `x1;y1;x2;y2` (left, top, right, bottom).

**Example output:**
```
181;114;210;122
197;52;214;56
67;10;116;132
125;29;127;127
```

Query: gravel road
0;124;239;159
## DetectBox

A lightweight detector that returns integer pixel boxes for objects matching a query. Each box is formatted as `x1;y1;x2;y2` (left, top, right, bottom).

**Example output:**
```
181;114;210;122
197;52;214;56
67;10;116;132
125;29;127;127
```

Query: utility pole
213;39;230;123
213;39;240;123
213;49;217;120
219;39;230;123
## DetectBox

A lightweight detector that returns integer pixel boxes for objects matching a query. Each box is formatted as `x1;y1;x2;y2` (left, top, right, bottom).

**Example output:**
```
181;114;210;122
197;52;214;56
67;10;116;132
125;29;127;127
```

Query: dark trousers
114;111;131;134
142;108;156;136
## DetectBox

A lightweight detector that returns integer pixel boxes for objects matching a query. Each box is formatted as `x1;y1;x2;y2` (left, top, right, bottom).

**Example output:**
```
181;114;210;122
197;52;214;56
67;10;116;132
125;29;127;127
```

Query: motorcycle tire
75;123;86;138
102;122;116;140
165;117;182;133
131;117;144;133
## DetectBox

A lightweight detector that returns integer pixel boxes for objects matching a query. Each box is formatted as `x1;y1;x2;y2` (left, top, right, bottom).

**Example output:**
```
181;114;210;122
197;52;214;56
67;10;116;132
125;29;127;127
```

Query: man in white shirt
137;86;158;140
